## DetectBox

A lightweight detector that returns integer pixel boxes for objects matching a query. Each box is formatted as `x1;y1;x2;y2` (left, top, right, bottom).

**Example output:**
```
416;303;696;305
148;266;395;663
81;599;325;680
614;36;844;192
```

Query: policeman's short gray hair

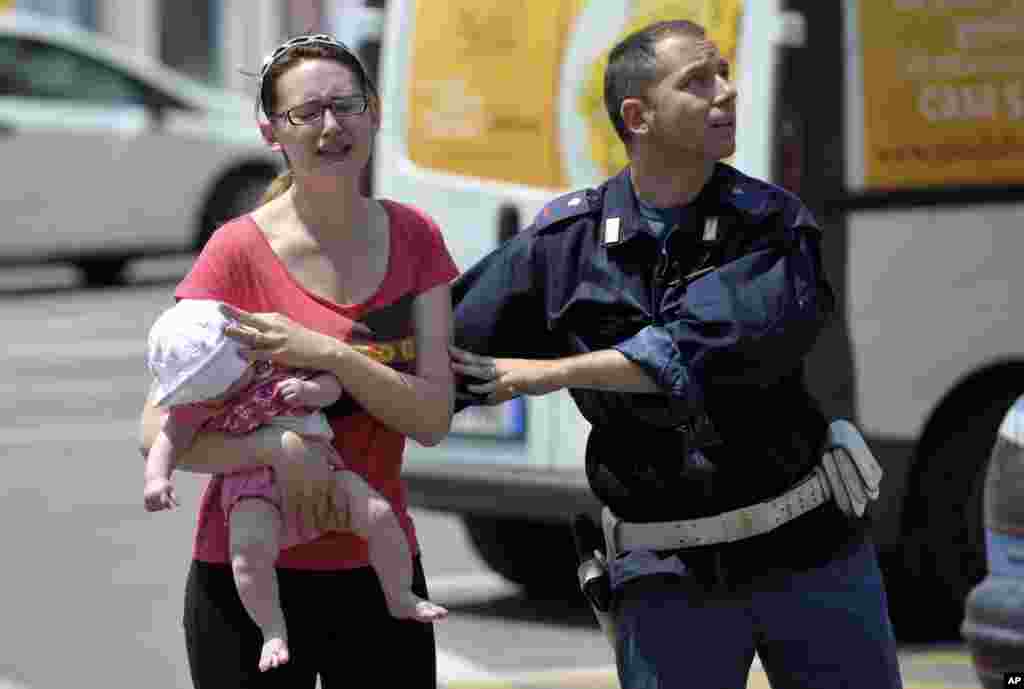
603;20;706;145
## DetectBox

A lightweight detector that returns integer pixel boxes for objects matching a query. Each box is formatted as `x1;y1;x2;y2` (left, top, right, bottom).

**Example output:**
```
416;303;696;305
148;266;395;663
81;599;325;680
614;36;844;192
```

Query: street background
0;263;984;688
5;0;1023;687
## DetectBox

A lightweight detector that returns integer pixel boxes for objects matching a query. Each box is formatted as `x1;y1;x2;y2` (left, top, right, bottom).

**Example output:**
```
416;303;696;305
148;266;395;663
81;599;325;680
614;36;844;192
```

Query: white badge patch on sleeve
702;216;719;243
604;217;621;244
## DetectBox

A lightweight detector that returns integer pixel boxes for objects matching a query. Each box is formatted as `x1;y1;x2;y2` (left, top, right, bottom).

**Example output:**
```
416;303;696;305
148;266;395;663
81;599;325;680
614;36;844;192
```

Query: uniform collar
600;165;735;248
598;168;649;247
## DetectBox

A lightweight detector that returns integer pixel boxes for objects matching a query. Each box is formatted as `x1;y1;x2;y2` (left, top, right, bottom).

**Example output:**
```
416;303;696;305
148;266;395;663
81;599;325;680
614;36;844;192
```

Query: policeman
449;19;903;689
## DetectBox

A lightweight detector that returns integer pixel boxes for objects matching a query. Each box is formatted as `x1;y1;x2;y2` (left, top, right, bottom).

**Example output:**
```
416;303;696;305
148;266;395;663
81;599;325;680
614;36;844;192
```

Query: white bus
372;0;1024;639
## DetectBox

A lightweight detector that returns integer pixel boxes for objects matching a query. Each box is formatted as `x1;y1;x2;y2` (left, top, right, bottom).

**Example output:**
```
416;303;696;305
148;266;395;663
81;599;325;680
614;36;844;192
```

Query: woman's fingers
223;324;258;344
466;379;498;395
222;322;287;358
451;360;494;380
324;491;347;532
317;484;339;532
274;434;321;532
301;480;320;535
306;461;327;529
219;304;279;340
218;303;254;325
289;467;316;534
449;344;490;367
448;344;470;359
312;442;347;532
449;345;497;381
279;438;339;534
449;344;512;400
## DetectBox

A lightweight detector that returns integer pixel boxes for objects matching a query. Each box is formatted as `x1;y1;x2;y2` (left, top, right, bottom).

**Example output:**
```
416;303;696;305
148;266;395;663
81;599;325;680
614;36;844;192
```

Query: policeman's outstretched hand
449;344;564;405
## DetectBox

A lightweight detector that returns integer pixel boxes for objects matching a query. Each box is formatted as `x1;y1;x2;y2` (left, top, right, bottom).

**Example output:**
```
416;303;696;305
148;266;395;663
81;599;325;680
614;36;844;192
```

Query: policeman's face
266;58;379;183
637;33;737;162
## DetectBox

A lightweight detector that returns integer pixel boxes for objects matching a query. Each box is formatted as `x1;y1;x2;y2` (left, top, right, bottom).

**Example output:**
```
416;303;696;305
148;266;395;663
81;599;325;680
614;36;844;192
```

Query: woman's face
267;58;379;182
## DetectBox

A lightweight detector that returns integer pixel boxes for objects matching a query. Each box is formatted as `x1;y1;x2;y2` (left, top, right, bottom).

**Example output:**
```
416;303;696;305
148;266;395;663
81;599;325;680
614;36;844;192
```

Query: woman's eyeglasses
271;96;369;126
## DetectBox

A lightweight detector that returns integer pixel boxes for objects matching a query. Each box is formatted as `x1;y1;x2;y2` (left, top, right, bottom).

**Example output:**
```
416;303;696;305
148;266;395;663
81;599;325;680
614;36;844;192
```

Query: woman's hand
449;344;565;405
220;304;341;370
274;431;347;534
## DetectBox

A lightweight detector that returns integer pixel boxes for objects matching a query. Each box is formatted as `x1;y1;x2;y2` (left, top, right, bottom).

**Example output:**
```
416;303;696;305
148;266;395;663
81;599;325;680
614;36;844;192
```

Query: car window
0;36;147;105
0;37;30;97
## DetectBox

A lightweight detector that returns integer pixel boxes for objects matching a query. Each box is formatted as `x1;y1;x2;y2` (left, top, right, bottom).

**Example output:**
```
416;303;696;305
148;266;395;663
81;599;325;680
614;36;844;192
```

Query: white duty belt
600;419;883;559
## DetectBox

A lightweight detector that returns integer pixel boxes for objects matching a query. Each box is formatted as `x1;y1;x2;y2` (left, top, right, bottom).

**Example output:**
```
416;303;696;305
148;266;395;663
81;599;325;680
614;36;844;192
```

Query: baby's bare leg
229;499;290;671
334;471;448;622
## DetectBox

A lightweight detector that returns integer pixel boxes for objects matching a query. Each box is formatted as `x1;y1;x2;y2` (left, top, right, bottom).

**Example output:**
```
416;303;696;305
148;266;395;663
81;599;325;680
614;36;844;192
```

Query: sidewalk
442;647;982;689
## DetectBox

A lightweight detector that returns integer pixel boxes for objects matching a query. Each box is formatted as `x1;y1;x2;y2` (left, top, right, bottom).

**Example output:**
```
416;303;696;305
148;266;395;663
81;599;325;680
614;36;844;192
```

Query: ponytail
260;170;293;205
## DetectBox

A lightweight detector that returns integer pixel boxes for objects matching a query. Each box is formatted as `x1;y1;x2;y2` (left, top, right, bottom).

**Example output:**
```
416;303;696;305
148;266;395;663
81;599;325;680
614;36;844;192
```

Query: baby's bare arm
144;417;198;480
143;419;195;511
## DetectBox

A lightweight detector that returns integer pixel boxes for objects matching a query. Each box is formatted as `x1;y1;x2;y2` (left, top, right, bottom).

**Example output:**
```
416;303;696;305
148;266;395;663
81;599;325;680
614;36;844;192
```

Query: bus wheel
897;398;1012;640
462;515;580;597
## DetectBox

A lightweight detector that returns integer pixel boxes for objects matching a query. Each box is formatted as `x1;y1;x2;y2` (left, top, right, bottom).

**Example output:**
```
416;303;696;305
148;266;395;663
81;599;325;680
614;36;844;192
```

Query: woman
138;33;457;688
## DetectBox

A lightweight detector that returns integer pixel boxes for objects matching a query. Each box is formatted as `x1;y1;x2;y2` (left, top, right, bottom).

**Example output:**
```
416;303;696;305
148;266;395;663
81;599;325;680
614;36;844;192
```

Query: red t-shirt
175;200;458;570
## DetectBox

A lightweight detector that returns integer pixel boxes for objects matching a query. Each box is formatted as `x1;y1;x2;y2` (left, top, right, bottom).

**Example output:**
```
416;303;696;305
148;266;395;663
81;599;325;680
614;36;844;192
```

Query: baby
143;299;447;672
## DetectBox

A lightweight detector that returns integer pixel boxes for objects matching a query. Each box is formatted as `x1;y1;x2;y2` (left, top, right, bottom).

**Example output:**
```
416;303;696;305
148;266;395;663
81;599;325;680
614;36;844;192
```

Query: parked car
0;12;280;286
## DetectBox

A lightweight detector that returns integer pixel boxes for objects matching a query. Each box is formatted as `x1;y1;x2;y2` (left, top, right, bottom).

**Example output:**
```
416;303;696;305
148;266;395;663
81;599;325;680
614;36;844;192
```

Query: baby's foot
258;635;290;672
387;592;449;623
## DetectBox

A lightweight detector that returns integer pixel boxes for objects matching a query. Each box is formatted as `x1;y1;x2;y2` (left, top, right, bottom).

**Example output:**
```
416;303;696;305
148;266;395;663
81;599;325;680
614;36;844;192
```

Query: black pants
183;558;437;688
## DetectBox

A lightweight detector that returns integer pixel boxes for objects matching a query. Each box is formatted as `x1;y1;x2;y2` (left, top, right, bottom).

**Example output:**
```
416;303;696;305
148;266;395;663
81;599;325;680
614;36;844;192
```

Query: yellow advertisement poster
407;0;741;190
860;1;1024;189
407;0;580;189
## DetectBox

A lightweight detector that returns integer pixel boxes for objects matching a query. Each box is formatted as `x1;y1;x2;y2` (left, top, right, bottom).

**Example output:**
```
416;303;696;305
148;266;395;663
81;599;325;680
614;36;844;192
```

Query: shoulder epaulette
532;189;598;232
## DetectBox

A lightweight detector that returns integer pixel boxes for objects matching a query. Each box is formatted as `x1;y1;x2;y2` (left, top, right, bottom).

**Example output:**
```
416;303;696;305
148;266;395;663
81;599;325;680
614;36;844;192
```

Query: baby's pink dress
175;360;345;548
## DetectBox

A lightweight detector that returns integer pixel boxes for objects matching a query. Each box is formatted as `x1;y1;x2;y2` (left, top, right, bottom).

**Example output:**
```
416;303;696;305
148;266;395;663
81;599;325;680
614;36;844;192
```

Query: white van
374;0;1024;639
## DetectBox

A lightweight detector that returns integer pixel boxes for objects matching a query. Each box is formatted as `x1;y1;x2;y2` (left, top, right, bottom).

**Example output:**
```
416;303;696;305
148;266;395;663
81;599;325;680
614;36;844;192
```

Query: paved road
0;264;989;688
0;272;610;689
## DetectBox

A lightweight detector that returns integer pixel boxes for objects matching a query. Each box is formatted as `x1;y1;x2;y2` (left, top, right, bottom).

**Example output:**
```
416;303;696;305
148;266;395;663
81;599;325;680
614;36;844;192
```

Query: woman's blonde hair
259;170;294;205
257;36;378;204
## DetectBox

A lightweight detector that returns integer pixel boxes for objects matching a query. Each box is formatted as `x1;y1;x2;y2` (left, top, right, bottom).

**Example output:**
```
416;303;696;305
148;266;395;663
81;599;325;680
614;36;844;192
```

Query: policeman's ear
621;98;651;137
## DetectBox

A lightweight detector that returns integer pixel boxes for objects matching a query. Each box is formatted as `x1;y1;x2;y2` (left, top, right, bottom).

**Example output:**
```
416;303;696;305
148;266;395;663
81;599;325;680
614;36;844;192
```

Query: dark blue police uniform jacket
452;163;865;581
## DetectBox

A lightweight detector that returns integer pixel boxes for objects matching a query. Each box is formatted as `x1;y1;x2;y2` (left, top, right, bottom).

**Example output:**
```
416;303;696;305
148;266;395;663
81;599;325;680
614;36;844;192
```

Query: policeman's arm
451;345;660;404
554;349;662;392
612;225;832;403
